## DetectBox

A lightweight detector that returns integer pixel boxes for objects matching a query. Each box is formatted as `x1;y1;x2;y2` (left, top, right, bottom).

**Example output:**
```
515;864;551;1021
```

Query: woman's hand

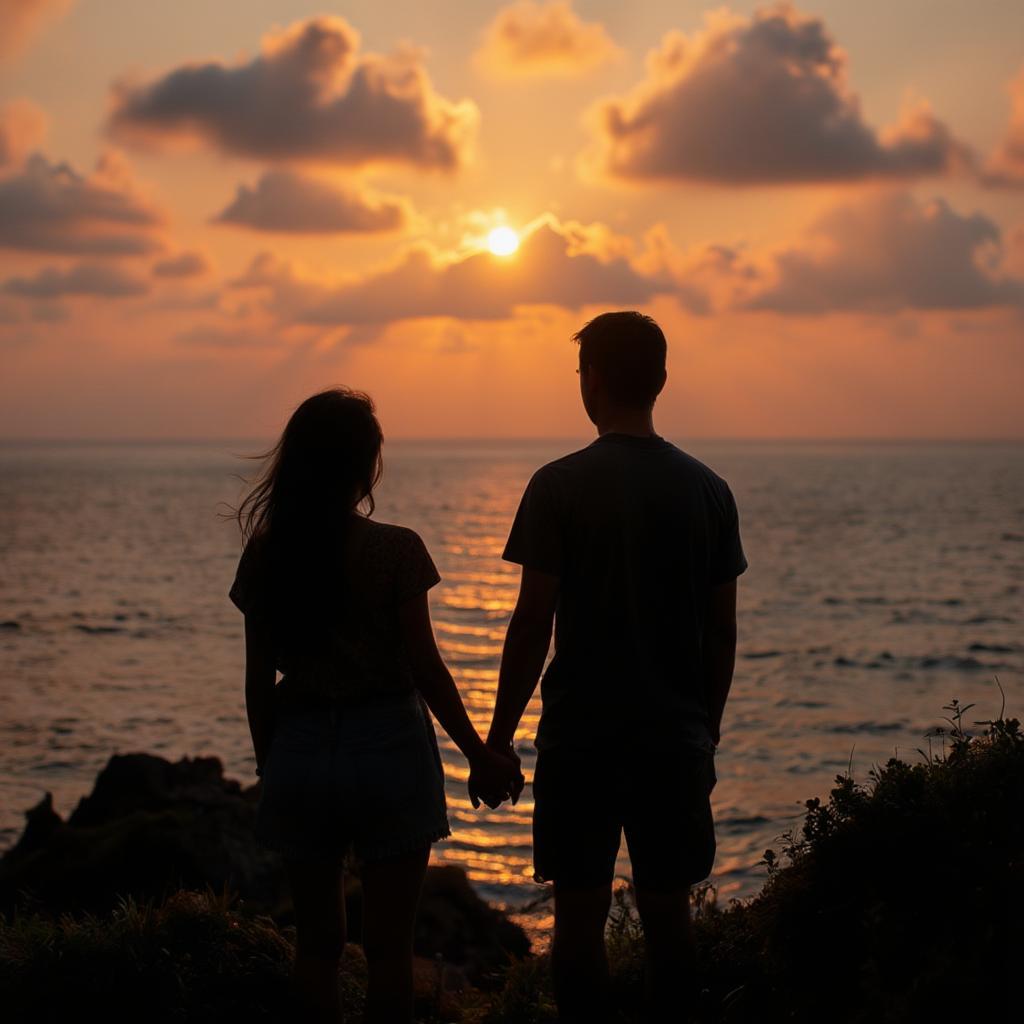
468;745;525;809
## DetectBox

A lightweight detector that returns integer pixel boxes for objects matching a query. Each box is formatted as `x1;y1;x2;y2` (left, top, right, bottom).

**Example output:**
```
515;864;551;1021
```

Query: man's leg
633;884;698;1022
551;881;614;1024
533;744;622;1021
624;746;716;1022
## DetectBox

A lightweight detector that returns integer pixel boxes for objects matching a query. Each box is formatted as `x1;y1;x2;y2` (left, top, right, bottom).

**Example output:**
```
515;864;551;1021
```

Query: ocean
1;438;1021;921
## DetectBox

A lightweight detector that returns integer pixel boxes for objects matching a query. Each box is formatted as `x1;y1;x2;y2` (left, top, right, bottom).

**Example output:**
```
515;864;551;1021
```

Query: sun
487;226;519;257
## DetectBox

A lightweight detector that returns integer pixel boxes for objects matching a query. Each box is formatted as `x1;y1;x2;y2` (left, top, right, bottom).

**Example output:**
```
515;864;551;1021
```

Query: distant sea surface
2;439;1022;921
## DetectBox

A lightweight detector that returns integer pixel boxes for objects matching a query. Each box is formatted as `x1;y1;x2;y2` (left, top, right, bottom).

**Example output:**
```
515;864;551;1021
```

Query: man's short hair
572;311;667;409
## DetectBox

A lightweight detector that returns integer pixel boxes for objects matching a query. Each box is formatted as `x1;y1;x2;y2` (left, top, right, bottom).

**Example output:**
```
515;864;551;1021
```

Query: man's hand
468;745;525;809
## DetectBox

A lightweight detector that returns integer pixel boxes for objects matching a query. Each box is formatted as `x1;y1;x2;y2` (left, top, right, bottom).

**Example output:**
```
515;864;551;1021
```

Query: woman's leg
359;844;431;1024
285;856;347;1023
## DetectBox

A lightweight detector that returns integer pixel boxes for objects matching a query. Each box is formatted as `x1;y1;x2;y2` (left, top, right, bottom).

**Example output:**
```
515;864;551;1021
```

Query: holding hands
468;741;525;809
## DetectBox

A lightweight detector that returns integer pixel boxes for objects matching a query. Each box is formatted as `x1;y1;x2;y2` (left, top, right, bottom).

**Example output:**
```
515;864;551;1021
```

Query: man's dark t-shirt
502;433;747;754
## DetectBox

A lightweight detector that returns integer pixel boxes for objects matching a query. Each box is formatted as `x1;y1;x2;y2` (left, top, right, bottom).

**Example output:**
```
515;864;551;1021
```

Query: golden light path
487;226;520;256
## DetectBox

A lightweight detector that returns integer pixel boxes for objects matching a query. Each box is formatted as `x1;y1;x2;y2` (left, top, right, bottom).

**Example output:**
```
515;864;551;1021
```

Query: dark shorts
255;688;450;865
532;740;717;891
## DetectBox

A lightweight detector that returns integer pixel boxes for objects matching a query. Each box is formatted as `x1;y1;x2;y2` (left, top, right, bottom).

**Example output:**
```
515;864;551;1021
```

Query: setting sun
487;226;520;256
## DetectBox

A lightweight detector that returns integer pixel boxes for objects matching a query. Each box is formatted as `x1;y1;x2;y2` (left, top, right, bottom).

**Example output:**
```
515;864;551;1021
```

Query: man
477;311;747;1023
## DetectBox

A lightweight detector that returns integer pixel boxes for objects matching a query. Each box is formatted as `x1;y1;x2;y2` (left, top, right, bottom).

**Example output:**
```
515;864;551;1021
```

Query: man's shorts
255;688;450;865
531;740;717;891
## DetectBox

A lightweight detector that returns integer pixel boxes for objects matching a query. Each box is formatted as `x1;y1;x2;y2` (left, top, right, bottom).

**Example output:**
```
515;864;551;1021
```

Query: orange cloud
0;99;48;166
982;67;1024;188
0;0;74;61
0;151;164;255
231;216;679;329
107;16;478;171
582;3;970;184
212;169;411;234
475;1;620;78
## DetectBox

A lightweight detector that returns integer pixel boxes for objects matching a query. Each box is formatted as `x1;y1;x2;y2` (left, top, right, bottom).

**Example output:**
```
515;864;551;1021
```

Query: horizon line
1;435;1022;445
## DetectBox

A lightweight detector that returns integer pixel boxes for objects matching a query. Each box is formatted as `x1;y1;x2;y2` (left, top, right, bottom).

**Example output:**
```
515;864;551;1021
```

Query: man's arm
702;579;738;747
487;566;560;753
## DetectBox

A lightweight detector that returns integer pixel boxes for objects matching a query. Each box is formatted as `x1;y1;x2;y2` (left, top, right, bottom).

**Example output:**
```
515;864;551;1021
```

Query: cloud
0;0;74;61
212;169;410;233
0;99;48;166
474;1;620;78
2;263;150;298
982;68;1024;188
0;151;164;254
152;250;210;277
107;16;478;170
747;192;1024;313
584;3;969;184
230;215;679;327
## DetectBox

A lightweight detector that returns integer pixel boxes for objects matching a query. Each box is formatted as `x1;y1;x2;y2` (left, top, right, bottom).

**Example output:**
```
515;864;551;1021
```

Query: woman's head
231;388;383;661
236;387;383;543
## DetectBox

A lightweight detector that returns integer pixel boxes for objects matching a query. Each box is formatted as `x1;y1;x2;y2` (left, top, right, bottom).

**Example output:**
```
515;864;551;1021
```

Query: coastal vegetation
1;690;1020;1022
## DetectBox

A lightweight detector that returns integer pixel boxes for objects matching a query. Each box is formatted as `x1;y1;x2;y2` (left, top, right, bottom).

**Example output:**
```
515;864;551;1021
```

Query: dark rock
0;751;530;983
417;865;531;982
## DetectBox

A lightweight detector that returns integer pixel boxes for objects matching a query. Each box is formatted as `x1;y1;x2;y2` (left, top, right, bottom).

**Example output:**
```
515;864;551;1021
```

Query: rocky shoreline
0;751;529;986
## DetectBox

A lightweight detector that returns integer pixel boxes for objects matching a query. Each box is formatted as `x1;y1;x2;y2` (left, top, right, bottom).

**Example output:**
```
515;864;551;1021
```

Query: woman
227;387;521;1023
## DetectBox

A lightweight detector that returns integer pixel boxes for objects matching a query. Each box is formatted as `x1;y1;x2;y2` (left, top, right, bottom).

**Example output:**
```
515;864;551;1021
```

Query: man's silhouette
482;311;747;1023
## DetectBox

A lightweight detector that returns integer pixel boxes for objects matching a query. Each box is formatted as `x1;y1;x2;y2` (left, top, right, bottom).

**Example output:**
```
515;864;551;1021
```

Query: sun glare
487;226;519;257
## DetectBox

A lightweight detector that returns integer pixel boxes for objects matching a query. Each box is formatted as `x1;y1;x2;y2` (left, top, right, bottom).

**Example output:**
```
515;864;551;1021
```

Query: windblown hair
572;310;667;409
228;387;384;662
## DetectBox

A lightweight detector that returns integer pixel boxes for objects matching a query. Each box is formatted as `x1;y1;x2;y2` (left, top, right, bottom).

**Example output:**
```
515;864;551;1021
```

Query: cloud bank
107;16;478;170
585;3;968;184
748;192;1024;312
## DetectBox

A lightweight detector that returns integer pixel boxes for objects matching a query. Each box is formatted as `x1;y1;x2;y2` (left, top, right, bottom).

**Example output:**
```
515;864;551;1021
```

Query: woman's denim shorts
255;687;450;865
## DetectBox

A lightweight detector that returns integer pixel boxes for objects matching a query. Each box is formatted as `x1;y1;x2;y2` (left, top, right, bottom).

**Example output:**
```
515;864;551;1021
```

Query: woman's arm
397;591;522;807
243;614;278;772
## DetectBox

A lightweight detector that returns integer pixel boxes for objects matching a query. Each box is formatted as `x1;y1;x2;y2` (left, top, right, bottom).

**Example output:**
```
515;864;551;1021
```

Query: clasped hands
468;740;525;810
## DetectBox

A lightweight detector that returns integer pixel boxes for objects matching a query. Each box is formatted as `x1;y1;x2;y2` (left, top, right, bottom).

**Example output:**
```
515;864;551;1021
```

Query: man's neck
595;408;657;438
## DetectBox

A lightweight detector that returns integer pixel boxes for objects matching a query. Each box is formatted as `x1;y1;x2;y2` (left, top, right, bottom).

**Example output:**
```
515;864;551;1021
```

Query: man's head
572;311;667;425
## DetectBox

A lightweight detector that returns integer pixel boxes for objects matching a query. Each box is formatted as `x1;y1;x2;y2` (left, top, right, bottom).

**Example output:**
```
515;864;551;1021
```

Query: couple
228;310;747;1024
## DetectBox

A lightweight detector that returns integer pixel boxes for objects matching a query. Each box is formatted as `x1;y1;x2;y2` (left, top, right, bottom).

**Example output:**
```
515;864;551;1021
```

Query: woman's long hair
228;387;383;663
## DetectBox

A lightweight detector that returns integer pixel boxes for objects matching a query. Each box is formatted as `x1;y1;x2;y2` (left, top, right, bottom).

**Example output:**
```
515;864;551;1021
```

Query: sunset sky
1;0;1022;439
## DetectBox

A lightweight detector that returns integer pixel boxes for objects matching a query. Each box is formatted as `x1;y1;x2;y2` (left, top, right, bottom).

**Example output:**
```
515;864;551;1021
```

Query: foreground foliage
1;693;1020;1022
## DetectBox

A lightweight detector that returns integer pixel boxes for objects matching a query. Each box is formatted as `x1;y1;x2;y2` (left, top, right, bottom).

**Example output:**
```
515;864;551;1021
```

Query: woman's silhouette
228;388;521;1023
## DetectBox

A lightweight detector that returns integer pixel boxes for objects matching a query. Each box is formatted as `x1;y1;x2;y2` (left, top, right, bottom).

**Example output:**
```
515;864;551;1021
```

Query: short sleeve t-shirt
229;519;440;705
503;433;747;753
